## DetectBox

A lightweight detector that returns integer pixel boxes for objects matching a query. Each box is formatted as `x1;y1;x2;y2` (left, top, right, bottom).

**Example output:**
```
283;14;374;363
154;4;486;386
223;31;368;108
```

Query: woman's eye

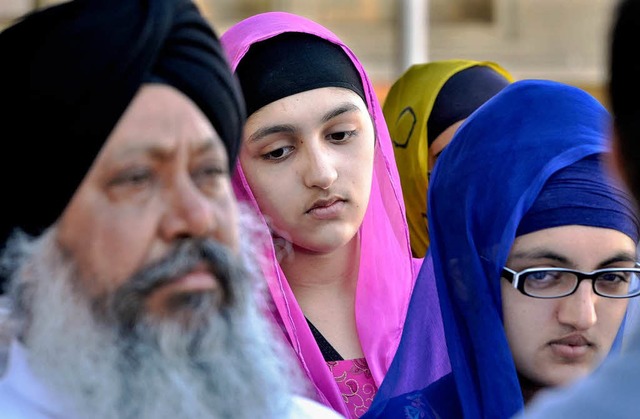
598;272;628;283
522;270;563;288
262;146;294;161
525;271;554;281
328;130;356;142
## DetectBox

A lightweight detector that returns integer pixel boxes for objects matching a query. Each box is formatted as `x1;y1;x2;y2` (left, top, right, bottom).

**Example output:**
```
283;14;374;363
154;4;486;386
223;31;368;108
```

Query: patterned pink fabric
327;358;378;418
221;12;420;417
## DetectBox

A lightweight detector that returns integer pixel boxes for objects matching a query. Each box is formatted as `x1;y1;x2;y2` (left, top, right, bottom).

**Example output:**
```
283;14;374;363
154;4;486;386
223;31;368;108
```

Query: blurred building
1;0;617;104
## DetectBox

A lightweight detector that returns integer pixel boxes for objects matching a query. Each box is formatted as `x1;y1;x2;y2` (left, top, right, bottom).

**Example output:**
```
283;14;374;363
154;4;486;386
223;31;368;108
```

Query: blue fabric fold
366;79;627;418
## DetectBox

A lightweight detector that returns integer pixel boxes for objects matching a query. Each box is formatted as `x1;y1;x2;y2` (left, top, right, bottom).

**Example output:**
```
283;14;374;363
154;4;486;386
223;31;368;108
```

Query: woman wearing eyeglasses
364;79;640;418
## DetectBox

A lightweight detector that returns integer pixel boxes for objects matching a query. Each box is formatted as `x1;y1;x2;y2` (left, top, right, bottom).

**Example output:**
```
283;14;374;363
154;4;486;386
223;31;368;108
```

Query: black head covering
235;32;366;116
0;0;245;247
427;65;510;146
610;0;640;199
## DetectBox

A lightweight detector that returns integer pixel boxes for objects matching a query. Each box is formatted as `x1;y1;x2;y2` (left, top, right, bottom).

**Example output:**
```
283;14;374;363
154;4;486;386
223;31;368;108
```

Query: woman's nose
301;144;338;190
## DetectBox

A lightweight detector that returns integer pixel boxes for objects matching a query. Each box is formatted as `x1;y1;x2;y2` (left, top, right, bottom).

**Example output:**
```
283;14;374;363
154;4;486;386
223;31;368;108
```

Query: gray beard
2;210;305;419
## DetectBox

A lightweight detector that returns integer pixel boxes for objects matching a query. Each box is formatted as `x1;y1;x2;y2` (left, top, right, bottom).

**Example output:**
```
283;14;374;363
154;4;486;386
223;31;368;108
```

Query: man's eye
192;165;227;191
193;165;226;178
110;169;152;187
262;146;294;161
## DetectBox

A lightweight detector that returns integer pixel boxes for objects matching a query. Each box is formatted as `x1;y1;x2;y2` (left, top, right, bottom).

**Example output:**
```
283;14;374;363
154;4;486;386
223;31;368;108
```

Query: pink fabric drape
221;12;419;417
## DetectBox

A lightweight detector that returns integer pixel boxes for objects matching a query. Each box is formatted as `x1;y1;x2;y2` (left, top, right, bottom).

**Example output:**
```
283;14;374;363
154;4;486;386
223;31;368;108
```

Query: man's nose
160;175;215;241
557;281;598;330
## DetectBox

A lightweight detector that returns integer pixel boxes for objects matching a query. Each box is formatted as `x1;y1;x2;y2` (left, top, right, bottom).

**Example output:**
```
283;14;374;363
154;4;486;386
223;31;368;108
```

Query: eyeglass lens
521;269;640;298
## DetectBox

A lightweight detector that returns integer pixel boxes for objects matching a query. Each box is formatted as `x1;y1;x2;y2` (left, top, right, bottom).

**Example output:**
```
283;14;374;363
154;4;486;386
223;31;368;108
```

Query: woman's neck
280;234;363;359
280;234;360;292
518;373;546;405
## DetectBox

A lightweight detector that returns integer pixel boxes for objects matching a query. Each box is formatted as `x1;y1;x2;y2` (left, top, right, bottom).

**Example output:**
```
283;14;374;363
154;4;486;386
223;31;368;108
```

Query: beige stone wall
203;0;616;103
0;0;31;27
0;0;617;106
0;0;69;29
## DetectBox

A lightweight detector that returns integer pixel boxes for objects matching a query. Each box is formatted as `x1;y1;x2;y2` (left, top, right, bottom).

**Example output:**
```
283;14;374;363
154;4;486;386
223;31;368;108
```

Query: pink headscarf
221;12;419;415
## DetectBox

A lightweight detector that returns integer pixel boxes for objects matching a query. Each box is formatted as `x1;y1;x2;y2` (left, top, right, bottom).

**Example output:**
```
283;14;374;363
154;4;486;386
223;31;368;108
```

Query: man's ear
606;124;631;187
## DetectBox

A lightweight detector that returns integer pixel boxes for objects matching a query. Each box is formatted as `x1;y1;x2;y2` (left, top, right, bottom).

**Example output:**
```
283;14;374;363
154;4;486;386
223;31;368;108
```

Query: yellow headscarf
383;60;514;257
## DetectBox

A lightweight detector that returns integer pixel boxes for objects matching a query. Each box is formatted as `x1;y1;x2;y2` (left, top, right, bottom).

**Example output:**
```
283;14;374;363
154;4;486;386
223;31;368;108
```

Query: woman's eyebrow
320;103;361;123
247;102;362;144
597;251;637;268
508;249;637;270
508;249;571;266
247;124;297;144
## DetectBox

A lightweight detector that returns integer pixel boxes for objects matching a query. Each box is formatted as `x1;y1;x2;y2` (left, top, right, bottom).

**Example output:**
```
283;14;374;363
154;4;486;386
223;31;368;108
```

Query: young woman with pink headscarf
221;12;449;418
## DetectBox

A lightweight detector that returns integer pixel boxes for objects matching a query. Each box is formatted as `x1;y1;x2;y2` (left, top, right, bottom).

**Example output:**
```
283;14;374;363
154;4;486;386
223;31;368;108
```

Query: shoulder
0;380;44;418
371;374;460;419
286;396;344;418
522;348;640;419
0;340;61;419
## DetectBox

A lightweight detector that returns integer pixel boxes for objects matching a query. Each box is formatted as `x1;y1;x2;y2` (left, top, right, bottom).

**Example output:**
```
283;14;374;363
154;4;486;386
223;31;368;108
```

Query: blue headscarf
366;79;637;418
516;154;638;241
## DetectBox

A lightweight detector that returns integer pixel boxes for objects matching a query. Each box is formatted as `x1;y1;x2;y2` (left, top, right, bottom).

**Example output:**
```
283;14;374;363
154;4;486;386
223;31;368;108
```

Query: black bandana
0;0;245;246
427;65;510;146
235;32;366;116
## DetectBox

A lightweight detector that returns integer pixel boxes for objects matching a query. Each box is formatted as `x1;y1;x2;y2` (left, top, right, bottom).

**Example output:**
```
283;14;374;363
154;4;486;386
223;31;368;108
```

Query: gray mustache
110;239;240;328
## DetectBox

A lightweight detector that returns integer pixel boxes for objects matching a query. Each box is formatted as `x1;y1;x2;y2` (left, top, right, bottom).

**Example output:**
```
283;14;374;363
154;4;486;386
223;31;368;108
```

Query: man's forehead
100;85;228;159
118;85;212;130
106;135;225;160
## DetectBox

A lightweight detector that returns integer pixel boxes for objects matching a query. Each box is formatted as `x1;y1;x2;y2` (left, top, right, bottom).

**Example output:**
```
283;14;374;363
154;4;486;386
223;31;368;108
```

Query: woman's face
501;225;634;397
240;87;375;254
428;119;465;171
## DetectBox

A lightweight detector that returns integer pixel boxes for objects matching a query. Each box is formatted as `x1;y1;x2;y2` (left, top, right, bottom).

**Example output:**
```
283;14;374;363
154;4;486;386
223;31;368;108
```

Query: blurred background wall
1;0;617;105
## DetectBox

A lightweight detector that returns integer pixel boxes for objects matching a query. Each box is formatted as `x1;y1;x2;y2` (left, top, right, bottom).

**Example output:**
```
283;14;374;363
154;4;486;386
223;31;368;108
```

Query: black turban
0;0;245;248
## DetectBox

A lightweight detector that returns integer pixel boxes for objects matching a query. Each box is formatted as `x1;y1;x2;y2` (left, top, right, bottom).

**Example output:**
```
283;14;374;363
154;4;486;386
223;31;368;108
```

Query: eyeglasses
502;265;640;299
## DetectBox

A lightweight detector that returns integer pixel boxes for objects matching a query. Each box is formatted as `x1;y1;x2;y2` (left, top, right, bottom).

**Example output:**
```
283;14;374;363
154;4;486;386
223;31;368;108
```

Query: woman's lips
307;199;346;219
549;334;593;359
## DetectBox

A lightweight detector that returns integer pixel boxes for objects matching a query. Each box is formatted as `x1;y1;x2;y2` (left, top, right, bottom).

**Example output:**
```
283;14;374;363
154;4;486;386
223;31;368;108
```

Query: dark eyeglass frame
501;265;640;299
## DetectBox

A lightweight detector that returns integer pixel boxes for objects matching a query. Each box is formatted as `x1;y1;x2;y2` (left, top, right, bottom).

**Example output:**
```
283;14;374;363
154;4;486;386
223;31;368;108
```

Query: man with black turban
0;1;342;417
